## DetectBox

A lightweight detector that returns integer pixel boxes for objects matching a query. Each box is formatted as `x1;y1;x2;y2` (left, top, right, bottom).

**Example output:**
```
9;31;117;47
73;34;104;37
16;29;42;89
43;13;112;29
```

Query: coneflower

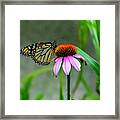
53;44;85;100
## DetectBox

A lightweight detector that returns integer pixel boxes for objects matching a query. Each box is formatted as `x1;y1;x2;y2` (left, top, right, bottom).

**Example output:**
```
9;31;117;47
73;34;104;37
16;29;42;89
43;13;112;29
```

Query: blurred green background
20;20;100;100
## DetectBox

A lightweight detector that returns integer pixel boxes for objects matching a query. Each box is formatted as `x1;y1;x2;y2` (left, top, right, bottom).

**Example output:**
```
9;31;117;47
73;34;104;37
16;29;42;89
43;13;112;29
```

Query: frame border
0;0;119;119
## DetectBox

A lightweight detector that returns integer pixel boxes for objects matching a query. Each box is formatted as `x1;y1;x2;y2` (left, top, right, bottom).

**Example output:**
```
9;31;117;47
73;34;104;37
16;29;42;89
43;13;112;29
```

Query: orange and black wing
20;41;56;65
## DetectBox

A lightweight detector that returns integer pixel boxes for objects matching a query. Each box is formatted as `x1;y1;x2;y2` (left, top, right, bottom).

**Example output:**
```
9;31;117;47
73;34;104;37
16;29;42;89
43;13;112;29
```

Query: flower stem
59;70;64;100
67;74;70;100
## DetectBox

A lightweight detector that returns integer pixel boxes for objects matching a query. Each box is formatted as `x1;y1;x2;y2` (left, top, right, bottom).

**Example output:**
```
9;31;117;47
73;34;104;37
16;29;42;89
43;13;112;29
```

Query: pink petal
53;57;63;77
68;56;81;71
62;57;71;75
73;54;85;60
54;57;62;62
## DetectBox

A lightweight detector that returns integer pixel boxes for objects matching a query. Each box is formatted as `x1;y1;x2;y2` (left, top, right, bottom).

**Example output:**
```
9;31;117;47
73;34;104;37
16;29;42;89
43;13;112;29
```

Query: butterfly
20;41;57;65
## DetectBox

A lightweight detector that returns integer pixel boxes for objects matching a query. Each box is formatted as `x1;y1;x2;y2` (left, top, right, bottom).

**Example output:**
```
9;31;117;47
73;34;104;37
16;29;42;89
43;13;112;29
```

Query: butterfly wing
32;43;54;65
20;43;37;56
21;42;56;65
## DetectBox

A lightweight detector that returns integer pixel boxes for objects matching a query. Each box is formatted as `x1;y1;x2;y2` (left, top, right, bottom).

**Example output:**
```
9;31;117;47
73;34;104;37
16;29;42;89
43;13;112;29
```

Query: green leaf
78;21;89;49
76;47;100;76
82;20;100;95
96;20;100;42
85;20;100;61
20;76;33;100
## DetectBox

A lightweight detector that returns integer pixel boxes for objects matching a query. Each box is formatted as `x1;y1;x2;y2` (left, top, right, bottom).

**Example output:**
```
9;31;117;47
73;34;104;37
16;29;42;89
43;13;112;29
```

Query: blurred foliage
35;93;44;100
21;66;51;100
20;20;100;100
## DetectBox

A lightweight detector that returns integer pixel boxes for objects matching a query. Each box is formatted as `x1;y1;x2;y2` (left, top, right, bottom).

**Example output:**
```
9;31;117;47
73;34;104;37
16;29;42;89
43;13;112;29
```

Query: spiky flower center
55;44;77;57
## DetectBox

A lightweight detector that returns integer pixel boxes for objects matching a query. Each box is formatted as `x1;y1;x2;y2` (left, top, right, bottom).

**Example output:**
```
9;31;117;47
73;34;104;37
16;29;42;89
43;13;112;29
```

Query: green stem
59;70;64;100
67;74;70;100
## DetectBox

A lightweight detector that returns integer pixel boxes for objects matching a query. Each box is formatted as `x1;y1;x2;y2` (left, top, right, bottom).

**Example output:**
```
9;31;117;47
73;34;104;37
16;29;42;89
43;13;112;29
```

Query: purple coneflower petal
62;57;71;75
73;54;85;60
53;57;63;77
68;56;81;71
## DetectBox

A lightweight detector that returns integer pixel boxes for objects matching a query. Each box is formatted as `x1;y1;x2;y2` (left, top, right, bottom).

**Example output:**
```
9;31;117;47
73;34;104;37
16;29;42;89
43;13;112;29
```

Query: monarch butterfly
20;41;57;65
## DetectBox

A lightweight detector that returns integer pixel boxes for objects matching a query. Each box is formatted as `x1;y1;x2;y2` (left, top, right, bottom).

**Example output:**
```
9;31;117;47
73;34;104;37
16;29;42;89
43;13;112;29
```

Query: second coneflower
53;44;85;100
